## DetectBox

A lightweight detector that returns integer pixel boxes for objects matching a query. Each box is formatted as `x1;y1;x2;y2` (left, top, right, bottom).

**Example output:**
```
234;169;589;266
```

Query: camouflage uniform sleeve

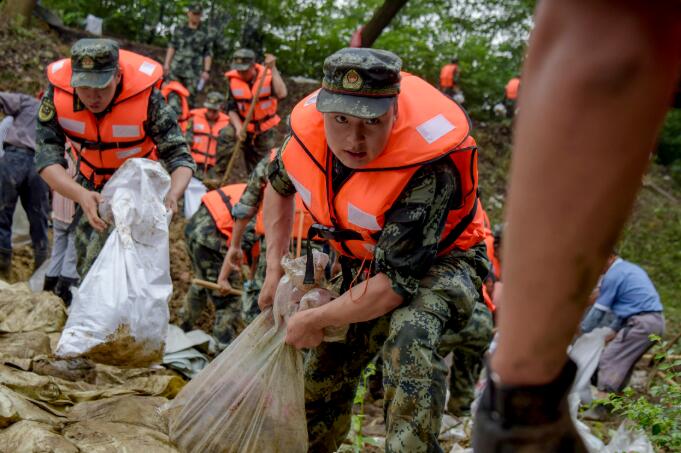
146;88;196;174
169;27;181;49
34;85;68;172
184;118;194;147
267;136;297;197
203;27;215;58
232;154;270;219
166;91;183;120
374;159;457;300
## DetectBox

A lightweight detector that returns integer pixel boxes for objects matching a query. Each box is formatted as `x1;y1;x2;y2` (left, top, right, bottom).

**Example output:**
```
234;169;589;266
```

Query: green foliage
599;335;681;451
39;0;534;113
350;362;378;453
657;110;681;168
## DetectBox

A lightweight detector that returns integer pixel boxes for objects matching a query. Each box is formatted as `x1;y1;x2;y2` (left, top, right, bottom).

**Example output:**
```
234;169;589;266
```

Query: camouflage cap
204;91;224;110
316;48;401;119
70;39;119;89
188;3;203;12
231;48;256;71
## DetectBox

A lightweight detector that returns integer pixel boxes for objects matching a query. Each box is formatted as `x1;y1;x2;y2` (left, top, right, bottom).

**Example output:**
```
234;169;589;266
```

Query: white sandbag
56;159;172;366
183;177;207;219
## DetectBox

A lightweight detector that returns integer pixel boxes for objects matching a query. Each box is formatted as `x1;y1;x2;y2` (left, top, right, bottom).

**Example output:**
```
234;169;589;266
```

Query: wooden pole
220;60;274;185
192;278;244;296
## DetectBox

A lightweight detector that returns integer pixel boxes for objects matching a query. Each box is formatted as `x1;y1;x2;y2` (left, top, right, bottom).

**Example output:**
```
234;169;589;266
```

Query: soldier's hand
258;266;283;311
164;192;180;216
264;53;276;67
217;247;242;295
285;309;324;349
77;189;107;232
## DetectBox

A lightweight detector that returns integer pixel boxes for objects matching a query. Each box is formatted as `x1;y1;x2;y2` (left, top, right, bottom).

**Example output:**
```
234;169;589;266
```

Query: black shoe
56;277;79;306
43;275;59;293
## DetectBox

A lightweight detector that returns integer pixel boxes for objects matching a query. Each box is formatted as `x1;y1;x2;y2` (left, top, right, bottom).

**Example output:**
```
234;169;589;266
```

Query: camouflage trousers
73;211;110;278
437;301;494;415
180;205;243;344
220;125;276;174
305;244;488;453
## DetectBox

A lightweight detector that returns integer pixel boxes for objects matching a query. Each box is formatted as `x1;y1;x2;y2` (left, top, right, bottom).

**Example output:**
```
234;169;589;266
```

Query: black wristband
480;358;577;428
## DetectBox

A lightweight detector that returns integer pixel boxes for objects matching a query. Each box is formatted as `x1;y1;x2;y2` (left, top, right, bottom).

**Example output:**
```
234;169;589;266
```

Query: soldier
222;49;287;172
185;91;230;180
439;57;460;98
161;80;191;132
163;4;214;105
36;39;195;277
0;91;50;277
216;152;315;325
180;184;246;345
259;48;490;452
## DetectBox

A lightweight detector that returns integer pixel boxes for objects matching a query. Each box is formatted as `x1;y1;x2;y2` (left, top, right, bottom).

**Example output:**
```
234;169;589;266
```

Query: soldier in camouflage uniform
35;39;195;278
222;49;287;172
181;194;246;345
184;91;231;180
260;48;490;452
163;4;214;106
217;154;270;324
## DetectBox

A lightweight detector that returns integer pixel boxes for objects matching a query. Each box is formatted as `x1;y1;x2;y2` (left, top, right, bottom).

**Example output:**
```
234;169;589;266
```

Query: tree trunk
2;0;37;26
360;0;409;47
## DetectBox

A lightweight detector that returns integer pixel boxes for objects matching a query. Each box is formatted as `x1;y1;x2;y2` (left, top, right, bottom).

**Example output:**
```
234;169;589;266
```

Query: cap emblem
81;56;95;70
342;69;363;91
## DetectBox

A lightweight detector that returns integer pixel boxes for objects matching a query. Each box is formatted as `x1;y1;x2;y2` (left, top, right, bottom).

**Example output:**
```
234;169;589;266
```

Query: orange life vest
161;80;190;131
201;183;247;242
225;64;280;134
481;207;502;281
189;108;230;170
505;77;520;101
440;64;458;88
47;50;162;189
480;207;497;312
281;73;486;261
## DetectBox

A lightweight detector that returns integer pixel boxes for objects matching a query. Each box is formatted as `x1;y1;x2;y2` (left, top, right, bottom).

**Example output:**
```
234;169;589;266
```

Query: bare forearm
169;166;192;199
203;56;212;72
311;273;402;328
493;0;681;384
263;183;294;273
230;217;250;249
271;67;287;99
40;164;86;201
228;111;243;132
164;48;175;68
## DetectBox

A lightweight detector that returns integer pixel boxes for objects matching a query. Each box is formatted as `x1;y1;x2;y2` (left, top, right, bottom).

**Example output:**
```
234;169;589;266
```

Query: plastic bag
183;177;207;219
56;159;172;367
165;251;335;453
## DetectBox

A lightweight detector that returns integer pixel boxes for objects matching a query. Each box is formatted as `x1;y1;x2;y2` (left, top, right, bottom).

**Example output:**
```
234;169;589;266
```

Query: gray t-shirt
0;92;39;151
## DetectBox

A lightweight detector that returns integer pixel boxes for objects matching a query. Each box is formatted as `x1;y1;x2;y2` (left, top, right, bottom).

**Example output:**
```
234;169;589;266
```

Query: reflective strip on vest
138;61;156;76
416;114;455;144
289;172;311;206
51;60;65;74
347;203;381;231
232;89;245;96
116;147;142;159
195;123;206;131
59;118;86;134
112;125;141;138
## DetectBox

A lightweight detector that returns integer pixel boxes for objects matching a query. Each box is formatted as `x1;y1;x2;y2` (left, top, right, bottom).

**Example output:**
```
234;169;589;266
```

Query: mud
83;324;164;368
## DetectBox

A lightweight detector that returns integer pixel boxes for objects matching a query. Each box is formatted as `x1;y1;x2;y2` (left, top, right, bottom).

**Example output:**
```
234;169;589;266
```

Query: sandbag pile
0;281;186;453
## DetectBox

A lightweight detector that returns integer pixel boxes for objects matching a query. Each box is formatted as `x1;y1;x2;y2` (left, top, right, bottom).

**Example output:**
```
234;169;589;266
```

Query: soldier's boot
0;248;11;280
56;277;79;306
43;276;60;293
